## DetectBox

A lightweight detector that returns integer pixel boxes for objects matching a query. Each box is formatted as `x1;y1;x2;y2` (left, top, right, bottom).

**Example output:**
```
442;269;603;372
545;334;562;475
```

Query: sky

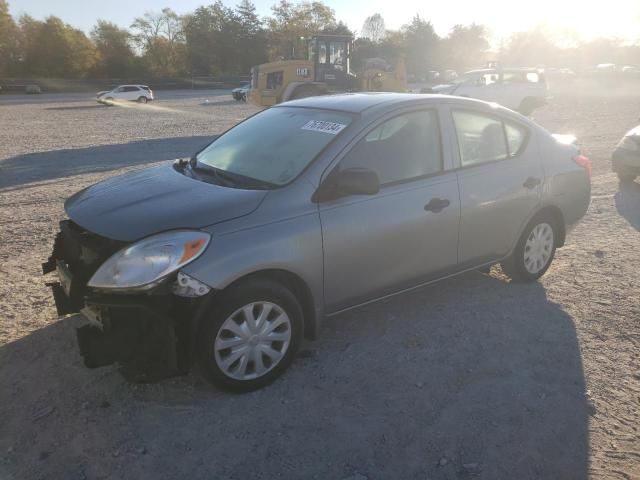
8;0;640;44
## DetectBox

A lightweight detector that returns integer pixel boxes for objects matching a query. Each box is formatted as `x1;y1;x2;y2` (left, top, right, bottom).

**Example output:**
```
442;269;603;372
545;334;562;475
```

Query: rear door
125;86;140;100
447;106;543;268
319;106;461;312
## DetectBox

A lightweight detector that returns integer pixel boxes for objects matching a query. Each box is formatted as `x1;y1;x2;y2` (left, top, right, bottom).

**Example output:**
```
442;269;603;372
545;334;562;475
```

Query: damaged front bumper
43;220;202;382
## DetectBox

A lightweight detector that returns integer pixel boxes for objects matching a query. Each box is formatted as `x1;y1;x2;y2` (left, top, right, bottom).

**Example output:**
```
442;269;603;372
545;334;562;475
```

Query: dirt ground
0;84;639;480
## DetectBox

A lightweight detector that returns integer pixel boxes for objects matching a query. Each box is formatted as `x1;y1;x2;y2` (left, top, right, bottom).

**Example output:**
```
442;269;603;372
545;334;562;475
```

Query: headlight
88;230;210;291
618;136;639;151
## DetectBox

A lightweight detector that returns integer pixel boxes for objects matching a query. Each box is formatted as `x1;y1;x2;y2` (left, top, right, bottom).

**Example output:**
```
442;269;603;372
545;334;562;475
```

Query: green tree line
0;0;638;79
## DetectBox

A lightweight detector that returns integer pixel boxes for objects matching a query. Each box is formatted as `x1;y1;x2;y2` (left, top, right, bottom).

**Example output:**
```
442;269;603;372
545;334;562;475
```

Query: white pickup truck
431;68;548;115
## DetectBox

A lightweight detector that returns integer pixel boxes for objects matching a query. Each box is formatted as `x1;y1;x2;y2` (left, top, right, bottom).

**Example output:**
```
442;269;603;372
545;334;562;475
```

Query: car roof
279;92;501;114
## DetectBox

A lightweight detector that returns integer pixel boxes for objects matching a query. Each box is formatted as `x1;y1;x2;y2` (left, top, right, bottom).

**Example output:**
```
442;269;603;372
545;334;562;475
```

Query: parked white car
431;68;547;115
97;85;154;105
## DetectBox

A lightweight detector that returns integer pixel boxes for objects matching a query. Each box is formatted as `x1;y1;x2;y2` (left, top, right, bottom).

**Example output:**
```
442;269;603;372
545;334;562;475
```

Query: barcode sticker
301;120;347;135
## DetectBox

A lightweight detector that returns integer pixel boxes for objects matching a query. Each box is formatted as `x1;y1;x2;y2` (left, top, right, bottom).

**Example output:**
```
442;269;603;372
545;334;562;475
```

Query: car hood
65;163;268;242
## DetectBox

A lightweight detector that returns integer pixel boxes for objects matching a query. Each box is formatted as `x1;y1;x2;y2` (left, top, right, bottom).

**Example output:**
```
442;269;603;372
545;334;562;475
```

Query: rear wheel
517;97;538;116
196;278;303;392
137;96;148;104
502;215;557;282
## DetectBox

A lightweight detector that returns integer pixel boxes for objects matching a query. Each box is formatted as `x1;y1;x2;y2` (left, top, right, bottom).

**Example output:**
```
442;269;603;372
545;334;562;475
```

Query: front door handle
424;198;450;213
523;177;541;189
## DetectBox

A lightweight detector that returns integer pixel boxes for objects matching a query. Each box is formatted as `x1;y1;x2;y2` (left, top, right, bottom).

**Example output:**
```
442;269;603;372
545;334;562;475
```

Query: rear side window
453;111;508;166
453;110;529;167
124;86;139;92
340;110;442;185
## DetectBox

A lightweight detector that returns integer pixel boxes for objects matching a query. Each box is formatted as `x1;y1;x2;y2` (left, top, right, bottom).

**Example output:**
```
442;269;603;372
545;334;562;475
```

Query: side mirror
314;167;380;202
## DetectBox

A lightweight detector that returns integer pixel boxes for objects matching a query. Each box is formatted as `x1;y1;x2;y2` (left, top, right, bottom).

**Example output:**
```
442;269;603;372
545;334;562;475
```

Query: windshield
196;107;353;186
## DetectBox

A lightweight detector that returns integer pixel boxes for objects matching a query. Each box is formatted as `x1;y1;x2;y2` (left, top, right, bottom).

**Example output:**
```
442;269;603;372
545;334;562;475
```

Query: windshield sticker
301;120;347;135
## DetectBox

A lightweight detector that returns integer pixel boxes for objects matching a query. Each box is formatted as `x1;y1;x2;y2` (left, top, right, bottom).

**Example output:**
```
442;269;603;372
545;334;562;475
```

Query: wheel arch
222;268;318;340
523;205;566;248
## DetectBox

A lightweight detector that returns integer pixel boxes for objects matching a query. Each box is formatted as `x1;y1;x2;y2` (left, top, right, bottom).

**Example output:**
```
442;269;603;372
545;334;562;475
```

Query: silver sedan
46;94;592;391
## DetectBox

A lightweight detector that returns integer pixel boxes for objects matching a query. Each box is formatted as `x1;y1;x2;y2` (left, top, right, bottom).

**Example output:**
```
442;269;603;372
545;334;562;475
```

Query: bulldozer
249;34;407;107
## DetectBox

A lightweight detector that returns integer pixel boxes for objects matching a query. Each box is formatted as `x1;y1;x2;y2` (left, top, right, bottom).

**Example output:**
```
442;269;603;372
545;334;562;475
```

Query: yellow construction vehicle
249;34;407;107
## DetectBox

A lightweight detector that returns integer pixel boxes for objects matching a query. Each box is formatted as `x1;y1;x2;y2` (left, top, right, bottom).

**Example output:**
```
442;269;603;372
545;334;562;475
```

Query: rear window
196;107;353;186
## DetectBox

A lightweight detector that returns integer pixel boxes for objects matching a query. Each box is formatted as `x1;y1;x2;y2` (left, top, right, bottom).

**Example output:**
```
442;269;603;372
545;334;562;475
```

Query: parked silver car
44;94;591;391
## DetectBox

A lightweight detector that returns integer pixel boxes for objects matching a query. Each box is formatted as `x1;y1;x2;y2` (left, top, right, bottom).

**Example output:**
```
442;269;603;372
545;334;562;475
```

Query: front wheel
502;216;557;282
196;279;303;392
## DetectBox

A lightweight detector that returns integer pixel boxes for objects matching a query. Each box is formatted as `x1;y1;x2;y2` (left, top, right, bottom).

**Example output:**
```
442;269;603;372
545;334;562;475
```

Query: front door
319;108;461;313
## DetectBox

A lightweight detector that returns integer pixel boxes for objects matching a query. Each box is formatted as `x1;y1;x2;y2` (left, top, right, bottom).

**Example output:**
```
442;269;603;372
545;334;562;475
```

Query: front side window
453;110;508;166
196;107;352;186
339;110;442;185
329;42;345;70
266;71;283;89
318;43;327;64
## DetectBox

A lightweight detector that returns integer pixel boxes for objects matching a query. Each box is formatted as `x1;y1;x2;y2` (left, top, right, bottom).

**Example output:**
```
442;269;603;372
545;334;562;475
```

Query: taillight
574;154;592;178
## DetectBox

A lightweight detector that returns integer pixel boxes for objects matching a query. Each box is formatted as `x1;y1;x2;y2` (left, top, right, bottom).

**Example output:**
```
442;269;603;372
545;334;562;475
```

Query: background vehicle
249;34;407;106
431;67;548;115
232;82;250;101
44;94;591;392
97;85;154;105
612;125;640;182
25;84;41;94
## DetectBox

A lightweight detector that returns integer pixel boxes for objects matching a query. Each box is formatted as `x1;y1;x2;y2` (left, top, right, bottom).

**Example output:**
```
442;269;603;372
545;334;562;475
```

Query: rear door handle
424;198;450;213
523;177;541;189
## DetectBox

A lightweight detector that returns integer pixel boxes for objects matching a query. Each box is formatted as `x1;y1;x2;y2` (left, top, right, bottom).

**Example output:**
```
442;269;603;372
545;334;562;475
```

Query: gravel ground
0;85;639;480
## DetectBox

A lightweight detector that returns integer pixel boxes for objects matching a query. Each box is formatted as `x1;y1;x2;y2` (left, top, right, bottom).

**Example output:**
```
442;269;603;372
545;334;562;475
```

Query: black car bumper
44;220;191;381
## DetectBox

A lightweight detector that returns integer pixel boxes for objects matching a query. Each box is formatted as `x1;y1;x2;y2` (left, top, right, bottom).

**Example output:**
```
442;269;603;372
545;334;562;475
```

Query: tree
183;2;241;75
20;16;96;77
442;24;489;71
362;14;385;43
235;0;268;72
0;0;20;75
267;1;339;60
402;15;439;77
131;8;185;76
91;20;136;77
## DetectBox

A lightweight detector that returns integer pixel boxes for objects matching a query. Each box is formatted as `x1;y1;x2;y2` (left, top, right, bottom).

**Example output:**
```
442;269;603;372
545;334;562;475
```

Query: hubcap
214;302;291;381
523;222;554;274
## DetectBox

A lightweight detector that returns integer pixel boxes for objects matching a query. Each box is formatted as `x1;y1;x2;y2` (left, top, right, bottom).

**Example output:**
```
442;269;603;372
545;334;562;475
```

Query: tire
196;278;303;392
105;97;114;106
501;214;558;282
517;97;537;116
138;96;148;104
617;171;637;183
